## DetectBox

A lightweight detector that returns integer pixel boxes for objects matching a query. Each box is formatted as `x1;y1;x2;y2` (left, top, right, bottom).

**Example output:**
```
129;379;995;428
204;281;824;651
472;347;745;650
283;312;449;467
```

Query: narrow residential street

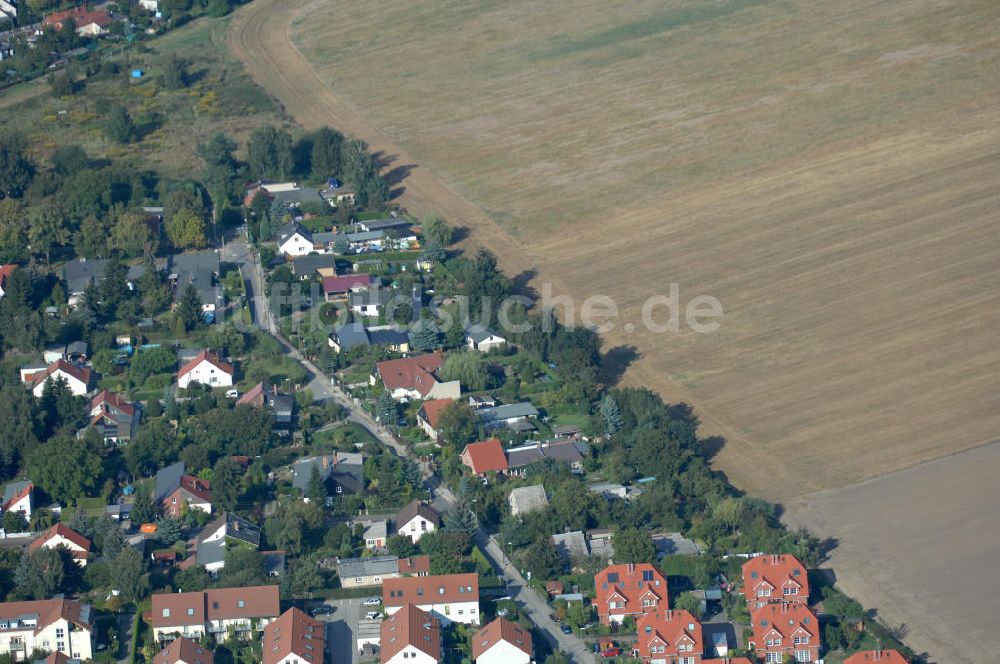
232;235;595;662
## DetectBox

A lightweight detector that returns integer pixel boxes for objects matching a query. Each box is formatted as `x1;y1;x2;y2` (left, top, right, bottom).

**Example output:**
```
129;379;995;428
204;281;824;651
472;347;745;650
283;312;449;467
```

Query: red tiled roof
177;350;234;379
236;381;270;407
380;604;440;663
398;555;431;576
262;608;324;664
418;398;452;430
594;563;669;618
0;598;91;634
29;523;92;560
43;6;113;29
741;554;809;603
382;573;479;609
635;609;702;660
90;390;136;418
177;475;212;503
32;359;92;389
154;636;214;664
844;651;909;664
322;274;373;295
2;481;32;511
375;352;444;397
461;438;508;475
151;585;280;628
751;602;819;648
0;264;15;292
472;617;532;660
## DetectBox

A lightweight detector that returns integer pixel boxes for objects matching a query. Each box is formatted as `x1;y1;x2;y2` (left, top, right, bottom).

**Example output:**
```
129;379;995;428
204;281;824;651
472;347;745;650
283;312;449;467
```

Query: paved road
116;609;135;664
234;237;593;662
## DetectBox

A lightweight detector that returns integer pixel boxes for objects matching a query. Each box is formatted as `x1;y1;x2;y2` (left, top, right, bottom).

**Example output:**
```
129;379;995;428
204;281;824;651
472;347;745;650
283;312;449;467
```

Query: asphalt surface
232;234;594;662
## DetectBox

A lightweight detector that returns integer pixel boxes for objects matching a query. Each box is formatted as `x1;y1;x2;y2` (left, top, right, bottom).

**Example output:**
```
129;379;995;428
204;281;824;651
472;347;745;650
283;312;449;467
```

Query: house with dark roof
261;608;324;664
291;452;364;500
190;513;260;573
380;604;441;664
476;402;539;431
371;352;459;402
169;252;223;322
507;485;547;516
506;439;586;473
395;500;440;544
321;273;375;302
472;617;532;664
86;391;139;445
357;218;413;233
552;531;588;563
337;555;403;588
460;439;508;476
740;554;809;611
594;563;669;625
290;253;337;279
328;323;410;354
150;585;279;642
276;223;316;257
237;381;294;432
2;480;33;522
465;328;507;353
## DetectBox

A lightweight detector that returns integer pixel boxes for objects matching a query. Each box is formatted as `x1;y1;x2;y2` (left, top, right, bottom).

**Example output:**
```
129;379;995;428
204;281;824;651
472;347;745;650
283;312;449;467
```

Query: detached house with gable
177;351;234;389
749;602;821;663
382;573;480;626
460;439;508;477
740;554;809;610
153;462;213;518
372;352;459;402
2;480;33;522
416;398;452;441
154;636;213;664
29;524;91;567
844;650;909;664
276;223;316;257
261;607;324;664
27;360;93;397
594;563;669;625
87;390;140;445
395;500;440;544
634;609;703;664
471;617;532;664
380;604;441;664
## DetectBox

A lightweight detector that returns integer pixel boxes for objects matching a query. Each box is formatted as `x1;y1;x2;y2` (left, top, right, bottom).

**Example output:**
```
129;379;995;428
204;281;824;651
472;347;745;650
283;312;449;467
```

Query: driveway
307;596;380;664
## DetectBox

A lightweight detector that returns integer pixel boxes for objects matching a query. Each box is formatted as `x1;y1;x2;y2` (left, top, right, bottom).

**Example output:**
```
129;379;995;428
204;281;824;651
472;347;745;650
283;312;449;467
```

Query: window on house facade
795;650;811;662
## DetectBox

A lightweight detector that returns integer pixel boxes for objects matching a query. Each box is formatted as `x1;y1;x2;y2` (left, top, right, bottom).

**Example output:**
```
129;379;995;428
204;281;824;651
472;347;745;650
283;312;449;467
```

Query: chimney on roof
627;563;635;573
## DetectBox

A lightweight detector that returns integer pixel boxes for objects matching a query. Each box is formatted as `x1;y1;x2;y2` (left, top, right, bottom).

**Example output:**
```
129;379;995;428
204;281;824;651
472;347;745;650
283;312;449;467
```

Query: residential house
749;602;820;663
465;328;506;353
740;554;809;611
291;453;363;499
382;573;480;625
86;390;139;445
476;402;538;432
507;485;547;516
471;617;532;664
0;599;94;660
634;609;703;664
153;637;213;664
416;398;452;441
169;252;223;322
321;274;375;302
362;520;388;550
587;529;615;560
506;439;586;474
29;524;91;566
28;360;93;397
237;381;294;432
0;264;16;298
357;218;413;233
552;425;582;439
398;555;430;577
843;651;909;664
177;351;234;389
63;258;111;307
337;555;401;588
594;563;669;625
266;184;326;210
372;352;460;402
150;585;280;642
395;500;441;544
261;608;324;664
319;185;356;207
349;289;394;317
191;513;260;573
42;6;112;35
588;482;642;500
467;395;496;410
290;253;337;280
291;455;335;499
153;462;213;518
276;223;316;257
328;323;410;354
551;531;588;563
380;604;440;664
2;480;33;522
460;439;508;477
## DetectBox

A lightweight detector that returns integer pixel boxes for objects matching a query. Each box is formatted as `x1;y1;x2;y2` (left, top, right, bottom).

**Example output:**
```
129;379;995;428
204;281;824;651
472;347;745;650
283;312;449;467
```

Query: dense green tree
0;384;41;479
0;131;34;199
386;534;418;559
13;547;69;600
103;105;135;144
161;56;190;89
437;401;478;446
50;144;88;177
1;511;27;532
220;548;266;587
130;483;159;525
439;352;498;392
309;127;343;179
185;405;273;459
137;261;172;316
26;436;103;504
375;391;396;427
68;504;93;538
411;319;439;352
0;199;27;261
673;591;703;620
39;375;85;435
599;394;622;438
165;207;207;249
612;527;656;564
97;516;127;558
443;503;479;538
422;216;453;247
109;210;158;258
306;465;326;505
212;457;241;512
75;214;112;258
28;197;71;265
176;282;203;331
247;125;294;180
523;537;562;581
173;565;210;593
124;418;181;478
112;545;149;602
153;516;184;544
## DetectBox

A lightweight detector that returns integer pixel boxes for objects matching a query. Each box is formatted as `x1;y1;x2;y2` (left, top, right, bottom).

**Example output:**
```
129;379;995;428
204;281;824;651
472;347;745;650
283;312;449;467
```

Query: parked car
365;611;383;621
225;389;239;398
560;624;573;634
600;647;620;658
310;604;335;617
362;597;381;607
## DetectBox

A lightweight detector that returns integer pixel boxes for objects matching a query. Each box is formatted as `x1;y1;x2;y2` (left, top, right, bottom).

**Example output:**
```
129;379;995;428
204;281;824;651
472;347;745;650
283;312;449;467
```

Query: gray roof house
169;251;223;320
292;452;364;498
356;218;413;233
507;485;548;516
63;257;109;296
328;323;411;353
272;187;325;207
552;531;589;562
337;555;400;588
290;253;337;278
152;461;187;503
291;455;335;495
194;512;261;571
477;402;539;430
507;440;585;472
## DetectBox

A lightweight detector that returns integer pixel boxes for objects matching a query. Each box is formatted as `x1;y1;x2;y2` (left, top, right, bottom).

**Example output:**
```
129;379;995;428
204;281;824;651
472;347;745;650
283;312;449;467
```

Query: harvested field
786;441;1000;664
228;1;1000;660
